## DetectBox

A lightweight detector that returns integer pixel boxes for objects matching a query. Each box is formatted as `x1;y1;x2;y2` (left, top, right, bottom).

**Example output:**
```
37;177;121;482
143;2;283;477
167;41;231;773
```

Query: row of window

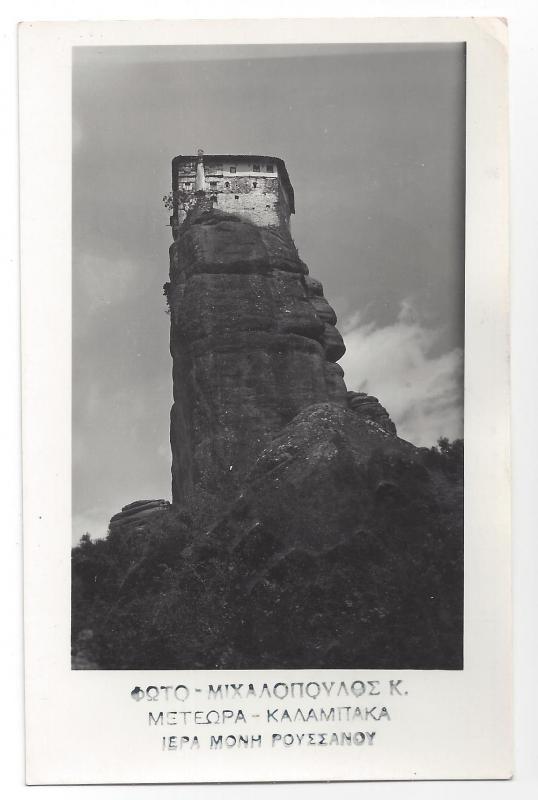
182;180;263;190
210;180;261;189
209;194;272;208
216;163;274;174
181;163;274;181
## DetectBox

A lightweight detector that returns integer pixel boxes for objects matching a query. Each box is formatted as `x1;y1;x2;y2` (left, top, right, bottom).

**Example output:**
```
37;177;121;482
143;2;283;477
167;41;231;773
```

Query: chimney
195;148;205;192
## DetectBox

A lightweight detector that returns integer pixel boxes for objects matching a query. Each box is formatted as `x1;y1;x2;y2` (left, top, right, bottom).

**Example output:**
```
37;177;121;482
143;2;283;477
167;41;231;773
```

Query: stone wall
212;177;283;228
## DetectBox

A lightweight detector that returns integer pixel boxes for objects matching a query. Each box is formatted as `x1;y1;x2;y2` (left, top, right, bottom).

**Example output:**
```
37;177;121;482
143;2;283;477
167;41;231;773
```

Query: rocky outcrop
346;391;397;436
205;402;457;553
166;206;347;503
109;499;170;532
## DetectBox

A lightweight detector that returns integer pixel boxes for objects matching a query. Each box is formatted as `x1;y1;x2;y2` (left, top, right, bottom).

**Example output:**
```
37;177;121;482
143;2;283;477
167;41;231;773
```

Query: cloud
339;301;463;446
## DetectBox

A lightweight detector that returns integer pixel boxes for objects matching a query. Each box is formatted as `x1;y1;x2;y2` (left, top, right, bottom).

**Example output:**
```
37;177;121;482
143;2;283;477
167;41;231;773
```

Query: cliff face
166;206;347;503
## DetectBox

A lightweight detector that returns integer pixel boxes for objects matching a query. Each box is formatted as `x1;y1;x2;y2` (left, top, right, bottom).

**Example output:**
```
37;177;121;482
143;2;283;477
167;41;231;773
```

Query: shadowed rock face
166;207;347;502
207;403;425;551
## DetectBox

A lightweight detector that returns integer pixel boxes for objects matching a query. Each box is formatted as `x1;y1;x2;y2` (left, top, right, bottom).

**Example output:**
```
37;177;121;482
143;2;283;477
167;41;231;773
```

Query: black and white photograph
71;42;465;671
19;17;511;785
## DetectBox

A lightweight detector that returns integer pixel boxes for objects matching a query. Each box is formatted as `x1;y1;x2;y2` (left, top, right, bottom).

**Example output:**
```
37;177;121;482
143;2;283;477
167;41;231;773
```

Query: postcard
20;17;511;784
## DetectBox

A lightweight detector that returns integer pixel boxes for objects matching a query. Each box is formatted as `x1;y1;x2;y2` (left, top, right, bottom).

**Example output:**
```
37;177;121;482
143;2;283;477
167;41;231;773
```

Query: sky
73;43;465;543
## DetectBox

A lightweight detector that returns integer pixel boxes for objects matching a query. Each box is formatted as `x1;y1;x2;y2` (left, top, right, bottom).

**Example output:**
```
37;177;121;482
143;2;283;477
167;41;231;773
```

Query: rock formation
109;499;170;532
165;204;347;504
71;154;463;671
346;391;397;435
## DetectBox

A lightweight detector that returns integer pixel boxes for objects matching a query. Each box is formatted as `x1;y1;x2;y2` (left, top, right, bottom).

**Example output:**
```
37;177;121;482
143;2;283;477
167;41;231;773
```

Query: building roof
172;154;295;213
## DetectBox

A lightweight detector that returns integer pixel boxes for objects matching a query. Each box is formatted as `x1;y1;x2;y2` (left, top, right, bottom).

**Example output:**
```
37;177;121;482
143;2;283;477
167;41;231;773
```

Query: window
235;195;239;200
224;182;230;188
253;182;257;188
229;166;236;173
253;164;260;172
209;181;217;188
184;182;192;188
266;164;274;172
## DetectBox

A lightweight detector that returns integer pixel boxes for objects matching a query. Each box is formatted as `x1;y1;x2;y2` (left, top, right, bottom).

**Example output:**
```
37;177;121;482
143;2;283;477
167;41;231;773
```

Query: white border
19;17;510;785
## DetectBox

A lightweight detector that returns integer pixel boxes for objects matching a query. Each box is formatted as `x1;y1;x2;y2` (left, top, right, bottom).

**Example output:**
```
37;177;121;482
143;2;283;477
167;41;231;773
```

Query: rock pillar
167;204;347;503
